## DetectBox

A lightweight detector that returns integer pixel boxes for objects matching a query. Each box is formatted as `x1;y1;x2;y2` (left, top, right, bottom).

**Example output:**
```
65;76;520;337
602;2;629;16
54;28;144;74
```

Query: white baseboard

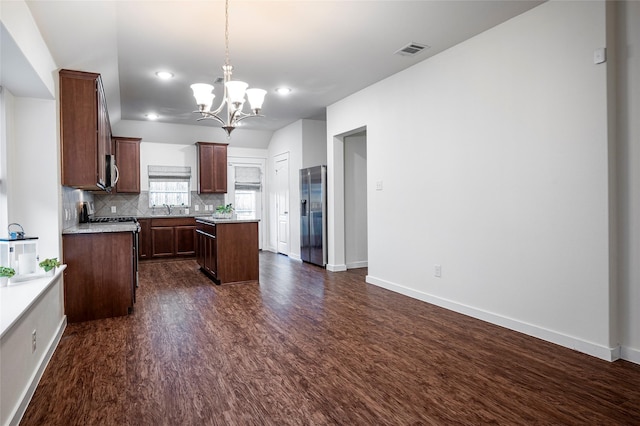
346;261;368;269
327;263;347;272
621;346;640;365
288;254;302;262
10;315;67;426
366;275;621;363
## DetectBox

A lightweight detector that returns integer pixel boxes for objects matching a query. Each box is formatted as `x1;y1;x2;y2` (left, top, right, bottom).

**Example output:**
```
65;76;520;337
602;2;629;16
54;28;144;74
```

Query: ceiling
24;0;543;135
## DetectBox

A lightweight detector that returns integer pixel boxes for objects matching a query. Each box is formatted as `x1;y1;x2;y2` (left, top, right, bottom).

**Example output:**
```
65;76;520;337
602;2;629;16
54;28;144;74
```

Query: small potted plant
0;266;15;287
39;258;61;276
213;203;234;219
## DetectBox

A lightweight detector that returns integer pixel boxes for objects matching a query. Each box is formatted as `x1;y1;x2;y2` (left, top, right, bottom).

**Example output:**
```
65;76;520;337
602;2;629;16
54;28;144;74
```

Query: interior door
274;154;289;255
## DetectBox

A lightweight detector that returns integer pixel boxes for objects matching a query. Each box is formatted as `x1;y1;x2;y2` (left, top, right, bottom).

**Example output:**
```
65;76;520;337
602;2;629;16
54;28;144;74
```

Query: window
148;165;191;207
233;166;261;220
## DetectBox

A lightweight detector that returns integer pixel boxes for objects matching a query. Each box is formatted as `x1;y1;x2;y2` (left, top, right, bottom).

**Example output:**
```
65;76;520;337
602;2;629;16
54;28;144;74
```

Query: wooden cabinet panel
216;222;258;284
113;137;141;193
138;219;151;259
196;142;228;193
60;69;112;190
62;232;134;323
151;226;175;257
175;225;196;256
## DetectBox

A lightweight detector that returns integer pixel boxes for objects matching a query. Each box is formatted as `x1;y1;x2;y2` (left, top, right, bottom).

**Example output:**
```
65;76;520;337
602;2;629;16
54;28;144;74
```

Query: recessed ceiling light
145;113;159;120
275;87;292;95
155;71;174;80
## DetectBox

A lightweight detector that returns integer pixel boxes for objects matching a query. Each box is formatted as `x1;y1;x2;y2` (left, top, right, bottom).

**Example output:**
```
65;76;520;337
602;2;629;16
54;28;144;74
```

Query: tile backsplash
93;191;225;217
61;186;95;230
62;187;225;228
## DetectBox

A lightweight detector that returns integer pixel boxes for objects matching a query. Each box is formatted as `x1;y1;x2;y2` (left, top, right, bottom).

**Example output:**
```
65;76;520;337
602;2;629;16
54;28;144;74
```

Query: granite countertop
139;214;198;219
195;216;260;224
62;222;139;235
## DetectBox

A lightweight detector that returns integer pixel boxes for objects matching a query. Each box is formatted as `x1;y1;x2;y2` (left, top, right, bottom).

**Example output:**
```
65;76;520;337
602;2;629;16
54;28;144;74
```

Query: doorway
327;127;368;271
227;157;266;249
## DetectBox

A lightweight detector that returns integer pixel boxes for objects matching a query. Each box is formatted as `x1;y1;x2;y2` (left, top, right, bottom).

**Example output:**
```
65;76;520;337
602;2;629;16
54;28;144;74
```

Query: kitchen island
195;218;259;285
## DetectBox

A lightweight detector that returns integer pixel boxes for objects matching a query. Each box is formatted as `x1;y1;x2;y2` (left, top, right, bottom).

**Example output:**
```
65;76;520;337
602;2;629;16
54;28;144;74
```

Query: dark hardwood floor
22;252;640;425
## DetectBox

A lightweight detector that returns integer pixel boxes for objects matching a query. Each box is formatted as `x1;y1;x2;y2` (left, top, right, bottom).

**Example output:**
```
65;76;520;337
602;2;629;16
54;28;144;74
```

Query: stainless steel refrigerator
300;165;327;267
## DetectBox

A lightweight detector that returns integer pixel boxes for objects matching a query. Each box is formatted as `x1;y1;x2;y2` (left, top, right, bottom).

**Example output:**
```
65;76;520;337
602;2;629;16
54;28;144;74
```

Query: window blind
234;166;261;190
148;165;191;182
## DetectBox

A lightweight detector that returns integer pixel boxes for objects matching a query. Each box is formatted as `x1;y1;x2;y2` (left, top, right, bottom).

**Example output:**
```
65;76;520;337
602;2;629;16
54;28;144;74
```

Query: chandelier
190;0;266;137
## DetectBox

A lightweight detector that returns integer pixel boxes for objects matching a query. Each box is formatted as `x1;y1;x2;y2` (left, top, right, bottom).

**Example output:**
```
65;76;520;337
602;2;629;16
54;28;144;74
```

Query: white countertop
0;265;66;339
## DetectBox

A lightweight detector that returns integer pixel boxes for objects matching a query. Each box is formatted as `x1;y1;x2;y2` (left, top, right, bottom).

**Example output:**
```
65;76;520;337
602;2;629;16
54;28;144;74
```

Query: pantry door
274;153;289;255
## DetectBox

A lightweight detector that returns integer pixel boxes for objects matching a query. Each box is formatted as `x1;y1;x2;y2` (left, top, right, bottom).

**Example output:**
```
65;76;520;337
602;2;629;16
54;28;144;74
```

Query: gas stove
89;216;138;223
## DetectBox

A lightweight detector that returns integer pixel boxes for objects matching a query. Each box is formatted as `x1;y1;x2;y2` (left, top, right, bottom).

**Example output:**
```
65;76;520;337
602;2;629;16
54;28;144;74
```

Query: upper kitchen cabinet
112;137;141;193
60;69;112;191
196;142;228;193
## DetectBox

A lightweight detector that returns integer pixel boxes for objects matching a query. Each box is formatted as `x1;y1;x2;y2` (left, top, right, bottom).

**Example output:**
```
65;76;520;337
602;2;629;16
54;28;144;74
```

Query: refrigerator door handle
301;199;307;216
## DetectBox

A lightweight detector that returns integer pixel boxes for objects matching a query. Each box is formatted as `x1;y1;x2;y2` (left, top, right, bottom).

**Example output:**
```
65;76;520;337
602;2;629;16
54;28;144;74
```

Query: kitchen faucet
163;204;172;215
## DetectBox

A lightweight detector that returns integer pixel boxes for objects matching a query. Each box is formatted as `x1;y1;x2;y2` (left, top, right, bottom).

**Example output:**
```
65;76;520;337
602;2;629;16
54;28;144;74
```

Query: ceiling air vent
214;77;224;84
395;42;430;57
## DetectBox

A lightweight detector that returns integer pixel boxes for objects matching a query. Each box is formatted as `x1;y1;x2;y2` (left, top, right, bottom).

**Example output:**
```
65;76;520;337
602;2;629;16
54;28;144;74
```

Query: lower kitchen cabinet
138;218;151;259
196;219;259;285
62;232;134;323
148;217;196;258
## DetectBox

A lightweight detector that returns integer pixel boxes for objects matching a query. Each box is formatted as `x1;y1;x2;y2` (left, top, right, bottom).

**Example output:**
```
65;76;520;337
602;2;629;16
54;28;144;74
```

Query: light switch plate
594;47;606;64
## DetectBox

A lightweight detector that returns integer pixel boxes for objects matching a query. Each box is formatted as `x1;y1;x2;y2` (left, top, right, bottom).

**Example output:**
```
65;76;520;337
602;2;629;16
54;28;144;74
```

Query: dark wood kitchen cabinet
150;217;196;258
62;232;134;323
112;136;141;193
196;142;228;193
60;69;112;190
196;219;259;285
138;218;151;259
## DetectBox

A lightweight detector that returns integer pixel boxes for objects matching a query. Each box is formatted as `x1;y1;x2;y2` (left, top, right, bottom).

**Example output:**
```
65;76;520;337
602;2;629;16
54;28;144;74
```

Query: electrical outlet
208;205;213;211
434;264;442;278
194;205;200;211
111;206;117;213
204;205;208;211
376;180;383;191
32;329;37;353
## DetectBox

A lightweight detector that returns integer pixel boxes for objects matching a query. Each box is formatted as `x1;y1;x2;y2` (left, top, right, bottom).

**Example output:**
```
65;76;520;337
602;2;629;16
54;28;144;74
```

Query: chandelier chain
224;0;230;67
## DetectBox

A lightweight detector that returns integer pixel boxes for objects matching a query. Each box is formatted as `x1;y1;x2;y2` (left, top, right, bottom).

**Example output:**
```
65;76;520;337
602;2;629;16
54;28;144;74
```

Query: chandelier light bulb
246;88;267;111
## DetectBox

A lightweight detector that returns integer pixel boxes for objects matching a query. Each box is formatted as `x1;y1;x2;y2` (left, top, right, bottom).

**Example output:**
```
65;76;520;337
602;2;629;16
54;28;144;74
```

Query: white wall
328;1;618;360
139;142;198;191
113;119;273;150
0;276;65;426
265;119;327;257
344;133;367;269
0;3;65;423
302;119;327;168
266;120;302;256
618;1;640;363
9;97;60;260
131;137;267;192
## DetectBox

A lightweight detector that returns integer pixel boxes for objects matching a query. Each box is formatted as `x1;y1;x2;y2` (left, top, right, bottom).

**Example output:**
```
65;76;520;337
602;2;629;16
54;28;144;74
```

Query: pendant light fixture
190;0;266;137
